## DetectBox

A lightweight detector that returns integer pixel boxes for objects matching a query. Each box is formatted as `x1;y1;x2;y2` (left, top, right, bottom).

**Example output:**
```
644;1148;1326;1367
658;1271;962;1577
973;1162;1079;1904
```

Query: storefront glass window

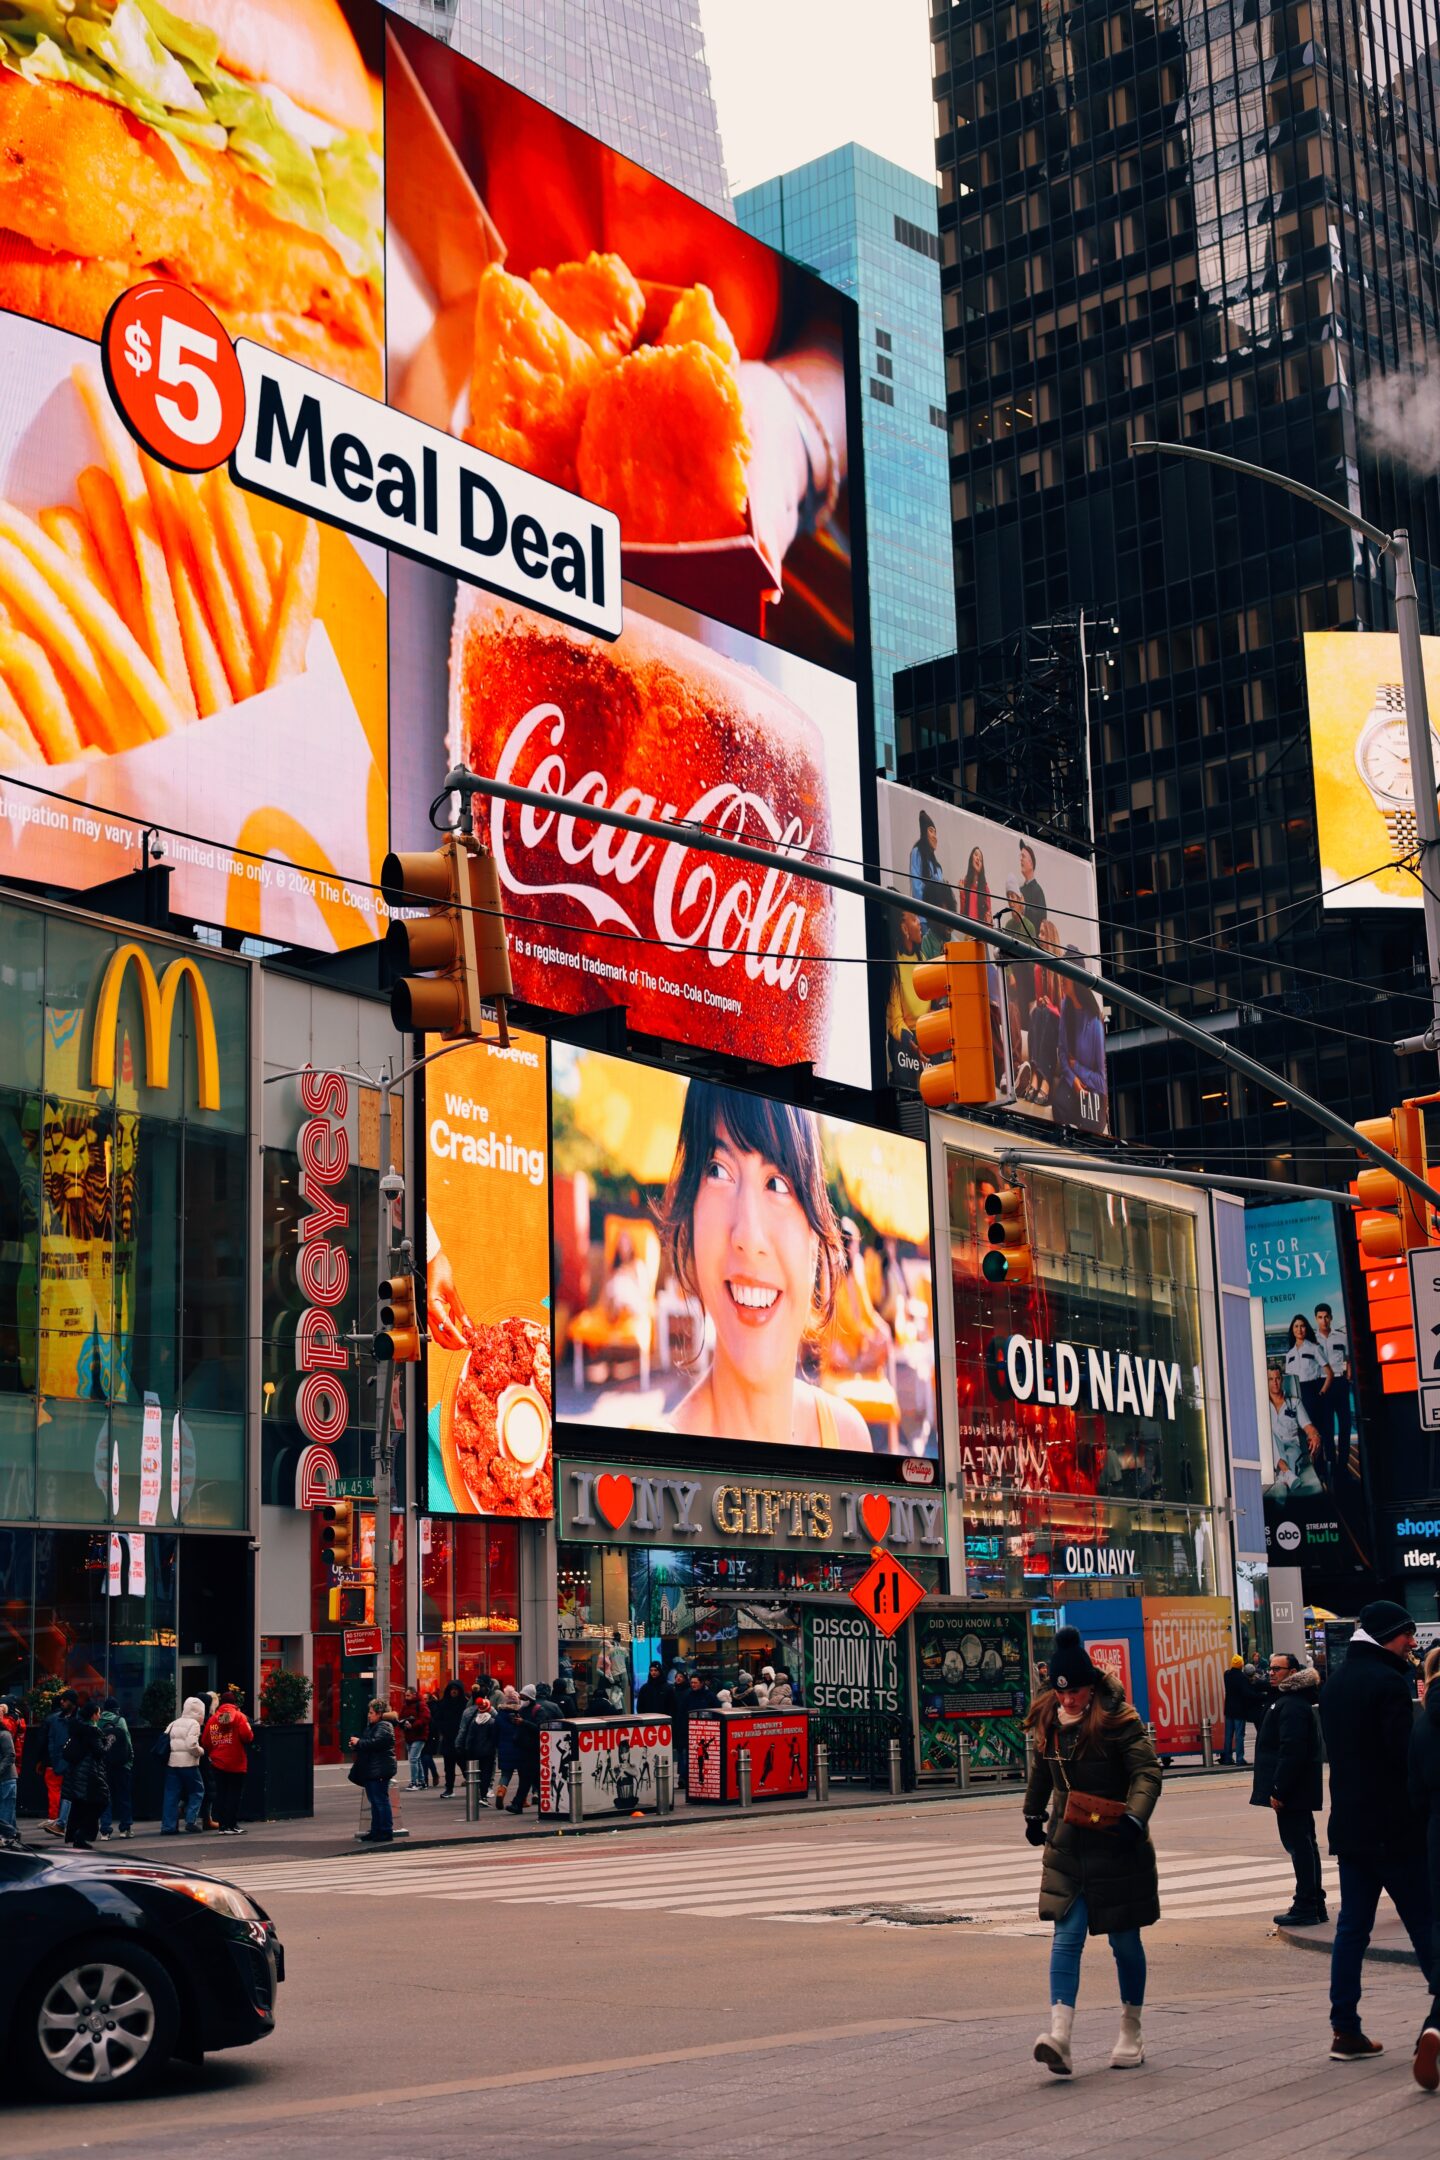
0;1392;34;1519
418;1518;521;1689
0;1090;39;1395
0;899;44;1097
948;1144;1213;1602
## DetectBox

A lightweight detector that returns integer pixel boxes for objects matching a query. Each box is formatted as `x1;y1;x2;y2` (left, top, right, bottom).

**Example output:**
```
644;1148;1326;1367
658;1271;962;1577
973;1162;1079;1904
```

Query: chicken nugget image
660;284;740;373
532;252;646;363
576;341;752;545
464;264;601;491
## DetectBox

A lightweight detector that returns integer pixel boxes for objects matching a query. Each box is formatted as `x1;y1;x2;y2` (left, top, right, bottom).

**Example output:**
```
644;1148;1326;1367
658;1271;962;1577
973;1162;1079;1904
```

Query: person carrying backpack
97;1697;134;1840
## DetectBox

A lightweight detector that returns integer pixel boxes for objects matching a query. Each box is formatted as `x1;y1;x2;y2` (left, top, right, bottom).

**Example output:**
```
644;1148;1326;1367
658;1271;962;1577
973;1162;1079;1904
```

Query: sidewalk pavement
23;1759;1250;1864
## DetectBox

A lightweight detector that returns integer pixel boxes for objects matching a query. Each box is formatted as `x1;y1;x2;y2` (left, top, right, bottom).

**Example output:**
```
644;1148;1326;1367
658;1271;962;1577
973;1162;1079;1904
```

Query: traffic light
982;1185;1034;1285
380;834;512;1040
375;1274;421;1363
910;939;996;1109
318;1499;354;1569
1355;1104;1432;1258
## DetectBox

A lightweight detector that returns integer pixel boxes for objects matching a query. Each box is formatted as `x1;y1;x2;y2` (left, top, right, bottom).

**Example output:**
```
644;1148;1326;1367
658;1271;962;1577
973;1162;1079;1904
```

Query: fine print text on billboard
1305;630;1440;911
424;1028;553;1518
552;1045;937;1459
877;781;1108;1136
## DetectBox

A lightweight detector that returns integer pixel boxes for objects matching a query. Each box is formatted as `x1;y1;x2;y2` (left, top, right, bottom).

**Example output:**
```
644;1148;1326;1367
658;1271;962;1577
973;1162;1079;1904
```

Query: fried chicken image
532;251;645;363
464;264;602;490
660;283;740;373
577;340;751;545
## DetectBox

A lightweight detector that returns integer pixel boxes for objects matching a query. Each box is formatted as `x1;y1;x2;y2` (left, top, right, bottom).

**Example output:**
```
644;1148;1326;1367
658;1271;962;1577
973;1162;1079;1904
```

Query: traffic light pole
449;766;1440;1219
373;1061;395;1708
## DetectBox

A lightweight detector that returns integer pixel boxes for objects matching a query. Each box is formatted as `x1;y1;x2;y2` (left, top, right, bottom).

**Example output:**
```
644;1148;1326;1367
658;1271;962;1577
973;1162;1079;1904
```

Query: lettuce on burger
0;0;382;392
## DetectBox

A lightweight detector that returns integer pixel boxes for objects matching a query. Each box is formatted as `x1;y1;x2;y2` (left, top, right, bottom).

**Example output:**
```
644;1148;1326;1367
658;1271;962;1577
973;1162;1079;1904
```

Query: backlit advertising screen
877;781;1107;1137
552;1045;937;1460
385;18;859;680
389;568;869;1087
1305;630;1440;910
423;1027;553;1519
0;0;388;949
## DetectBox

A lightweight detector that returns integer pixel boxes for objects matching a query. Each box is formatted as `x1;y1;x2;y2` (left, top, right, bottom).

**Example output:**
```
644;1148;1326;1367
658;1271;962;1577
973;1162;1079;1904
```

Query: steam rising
1360;363;1440;479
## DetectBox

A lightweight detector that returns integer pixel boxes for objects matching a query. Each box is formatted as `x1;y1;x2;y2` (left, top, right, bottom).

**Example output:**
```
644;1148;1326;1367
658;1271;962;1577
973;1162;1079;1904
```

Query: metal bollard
1201;1722;1214;1771
736;1745;753;1808
957;1734;972;1793
1024;1732;1037;1784
568;1764;584;1825
888;1737;903;1796
814;1741;830;1806
464;1764;482;1822
657;1753;674;1816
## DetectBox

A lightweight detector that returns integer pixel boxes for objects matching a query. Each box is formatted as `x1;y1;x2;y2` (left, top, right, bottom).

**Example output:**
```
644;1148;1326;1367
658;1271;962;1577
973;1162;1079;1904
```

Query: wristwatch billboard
1354;683;1440;850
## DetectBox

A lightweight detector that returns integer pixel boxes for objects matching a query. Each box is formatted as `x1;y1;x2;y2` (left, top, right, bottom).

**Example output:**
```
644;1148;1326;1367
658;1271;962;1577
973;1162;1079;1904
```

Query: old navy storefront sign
561;1461;945;1558
993;1334;1183;1420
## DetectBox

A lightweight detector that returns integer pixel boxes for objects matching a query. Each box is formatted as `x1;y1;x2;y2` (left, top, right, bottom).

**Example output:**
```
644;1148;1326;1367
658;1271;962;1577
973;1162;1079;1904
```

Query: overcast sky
699;0;937;198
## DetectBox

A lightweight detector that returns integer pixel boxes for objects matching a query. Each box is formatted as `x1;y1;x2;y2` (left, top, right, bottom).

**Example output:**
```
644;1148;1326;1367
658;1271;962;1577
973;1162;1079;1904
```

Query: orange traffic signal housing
381;835;512;1041
375;1275;422;1363
1355;1105;1431;1258
911;939;996;1109
982;1185;1034;1285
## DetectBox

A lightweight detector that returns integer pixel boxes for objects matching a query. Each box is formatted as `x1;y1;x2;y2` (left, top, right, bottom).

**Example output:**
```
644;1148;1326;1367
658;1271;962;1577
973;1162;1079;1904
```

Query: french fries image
0;363;321;771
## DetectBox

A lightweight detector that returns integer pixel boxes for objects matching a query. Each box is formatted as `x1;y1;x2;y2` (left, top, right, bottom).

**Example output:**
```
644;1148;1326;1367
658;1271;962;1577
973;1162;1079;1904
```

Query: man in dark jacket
1251;1654;1325;1925
636;1662;670;1713
42;1688;77;1837
1223;1655;1256;1766
431;1680;468;1798
1319;1599;1431;2060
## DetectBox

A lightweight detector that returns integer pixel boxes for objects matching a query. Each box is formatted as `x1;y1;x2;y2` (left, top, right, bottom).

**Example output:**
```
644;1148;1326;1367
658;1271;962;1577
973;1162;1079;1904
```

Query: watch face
1357;716;1415;803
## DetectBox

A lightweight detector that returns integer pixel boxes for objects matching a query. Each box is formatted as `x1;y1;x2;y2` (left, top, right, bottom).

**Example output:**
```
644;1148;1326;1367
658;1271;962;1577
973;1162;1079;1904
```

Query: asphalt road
8;1778;1438;2160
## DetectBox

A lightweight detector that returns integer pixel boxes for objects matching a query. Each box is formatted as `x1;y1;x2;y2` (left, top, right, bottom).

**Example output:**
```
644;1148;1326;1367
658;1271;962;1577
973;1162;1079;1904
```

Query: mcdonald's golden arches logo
89;943;221;1111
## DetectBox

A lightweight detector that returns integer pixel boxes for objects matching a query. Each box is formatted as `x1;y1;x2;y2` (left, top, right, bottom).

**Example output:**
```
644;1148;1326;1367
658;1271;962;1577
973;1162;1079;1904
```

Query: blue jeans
101;1765;132;1834
0;1775;15;1838
366;1779;393;1837
407;1740;425;1789
162;1764;204;1831
1223;1717;1248;1763
1331;1853;1433;2032
1050;1893;1147;2008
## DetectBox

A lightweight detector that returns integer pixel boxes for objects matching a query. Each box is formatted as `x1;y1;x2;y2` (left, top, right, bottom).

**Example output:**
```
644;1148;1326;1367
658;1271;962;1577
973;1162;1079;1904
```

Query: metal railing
806;1712;916;1792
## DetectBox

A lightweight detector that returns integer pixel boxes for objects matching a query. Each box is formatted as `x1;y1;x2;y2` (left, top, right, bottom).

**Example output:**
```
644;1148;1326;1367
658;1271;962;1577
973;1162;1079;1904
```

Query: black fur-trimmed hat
1049;1627;1103;1693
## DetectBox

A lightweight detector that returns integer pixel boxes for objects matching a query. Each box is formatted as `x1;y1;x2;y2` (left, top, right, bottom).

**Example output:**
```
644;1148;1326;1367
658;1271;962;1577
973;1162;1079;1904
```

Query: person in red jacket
201;1690;254;1836
399;1689;430;1792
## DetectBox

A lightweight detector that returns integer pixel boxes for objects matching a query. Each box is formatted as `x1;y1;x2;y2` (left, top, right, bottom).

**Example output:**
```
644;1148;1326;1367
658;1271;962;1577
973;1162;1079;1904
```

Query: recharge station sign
105;282;622;640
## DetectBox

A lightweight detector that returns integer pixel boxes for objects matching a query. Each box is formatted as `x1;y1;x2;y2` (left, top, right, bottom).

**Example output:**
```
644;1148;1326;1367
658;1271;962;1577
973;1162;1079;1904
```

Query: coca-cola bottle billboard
449;588;869;1085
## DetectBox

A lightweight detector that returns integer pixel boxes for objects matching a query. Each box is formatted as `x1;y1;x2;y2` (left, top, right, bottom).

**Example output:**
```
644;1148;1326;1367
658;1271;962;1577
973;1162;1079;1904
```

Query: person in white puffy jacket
161;1696;207;1834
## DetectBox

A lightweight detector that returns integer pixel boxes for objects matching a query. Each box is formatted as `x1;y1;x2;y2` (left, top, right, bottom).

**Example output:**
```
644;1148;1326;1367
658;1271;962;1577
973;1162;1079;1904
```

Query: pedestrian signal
375;1275;421;1363
381;834;512;1041
910;939;996;1109
319;1499;354;1568
982;1185;1034;1285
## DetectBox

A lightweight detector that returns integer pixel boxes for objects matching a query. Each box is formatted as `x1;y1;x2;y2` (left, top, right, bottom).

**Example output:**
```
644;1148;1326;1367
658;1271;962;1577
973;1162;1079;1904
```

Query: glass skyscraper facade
736;145;956;766
909;0;1440;1191
379;0;732;216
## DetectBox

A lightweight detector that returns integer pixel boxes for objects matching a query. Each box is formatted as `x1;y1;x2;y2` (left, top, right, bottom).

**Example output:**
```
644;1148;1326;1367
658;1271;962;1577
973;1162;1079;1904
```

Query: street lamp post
1131;440;1440;1075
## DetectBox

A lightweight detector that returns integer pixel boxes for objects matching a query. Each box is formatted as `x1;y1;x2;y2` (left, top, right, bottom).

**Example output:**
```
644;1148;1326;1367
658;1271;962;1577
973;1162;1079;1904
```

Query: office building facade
737;144;956;765
379;0;732;215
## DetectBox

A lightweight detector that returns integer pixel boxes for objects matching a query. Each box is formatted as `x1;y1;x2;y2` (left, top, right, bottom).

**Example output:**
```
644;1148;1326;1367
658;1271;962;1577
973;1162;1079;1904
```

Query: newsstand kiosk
687;1709;810;1802
537;1716;674;1816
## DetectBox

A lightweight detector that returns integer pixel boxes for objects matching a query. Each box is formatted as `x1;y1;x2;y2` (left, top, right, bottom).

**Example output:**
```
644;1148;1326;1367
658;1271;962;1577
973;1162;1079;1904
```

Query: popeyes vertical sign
294;1069;352;1505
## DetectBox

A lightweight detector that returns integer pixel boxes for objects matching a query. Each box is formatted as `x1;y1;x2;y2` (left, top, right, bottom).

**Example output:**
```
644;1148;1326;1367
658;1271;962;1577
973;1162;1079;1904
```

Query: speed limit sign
101;280;247;474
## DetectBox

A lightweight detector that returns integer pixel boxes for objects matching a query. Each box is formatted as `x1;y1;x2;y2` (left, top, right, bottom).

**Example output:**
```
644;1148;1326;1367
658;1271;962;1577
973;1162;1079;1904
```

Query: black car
0;1843;283;2100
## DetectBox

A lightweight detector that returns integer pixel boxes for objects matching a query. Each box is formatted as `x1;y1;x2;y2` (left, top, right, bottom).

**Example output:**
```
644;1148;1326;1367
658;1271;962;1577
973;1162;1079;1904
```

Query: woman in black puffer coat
1022;1628;1163;2078
1406;1646;1440;2077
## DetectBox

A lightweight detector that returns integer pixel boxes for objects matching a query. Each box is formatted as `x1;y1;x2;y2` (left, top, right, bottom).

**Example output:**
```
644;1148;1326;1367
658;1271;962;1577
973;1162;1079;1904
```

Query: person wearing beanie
1319;1598;1431;2065
1021;1627;1162;2077
732;1670;760;1709
1251;1653;1326;1926
1222;1653;1259;1768
1406;1644;1440;2089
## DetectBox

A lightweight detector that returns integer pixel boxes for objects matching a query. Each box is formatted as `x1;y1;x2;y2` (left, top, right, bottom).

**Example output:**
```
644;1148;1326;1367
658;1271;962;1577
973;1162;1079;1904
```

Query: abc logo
1276;1522;1302;1553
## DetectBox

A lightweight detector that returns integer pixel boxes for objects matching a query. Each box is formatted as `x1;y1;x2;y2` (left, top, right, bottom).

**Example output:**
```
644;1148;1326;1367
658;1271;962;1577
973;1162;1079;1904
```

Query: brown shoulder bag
1053;1746;1129;1831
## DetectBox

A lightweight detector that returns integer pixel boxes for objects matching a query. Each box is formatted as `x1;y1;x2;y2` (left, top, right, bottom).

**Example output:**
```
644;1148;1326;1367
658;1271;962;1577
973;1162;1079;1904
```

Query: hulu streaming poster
422;1029;553;1518
1246;1199;1364;1568
877;781;1107;1136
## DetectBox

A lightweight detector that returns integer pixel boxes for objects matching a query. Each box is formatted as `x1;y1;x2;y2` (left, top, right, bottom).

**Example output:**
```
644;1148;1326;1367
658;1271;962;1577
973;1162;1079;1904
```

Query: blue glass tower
736;145;955;766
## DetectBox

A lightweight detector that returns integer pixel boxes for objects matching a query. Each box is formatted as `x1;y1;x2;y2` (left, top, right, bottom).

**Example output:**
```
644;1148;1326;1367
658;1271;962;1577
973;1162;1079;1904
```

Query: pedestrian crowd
0;1683;254;1850
1021;1601;1440;2094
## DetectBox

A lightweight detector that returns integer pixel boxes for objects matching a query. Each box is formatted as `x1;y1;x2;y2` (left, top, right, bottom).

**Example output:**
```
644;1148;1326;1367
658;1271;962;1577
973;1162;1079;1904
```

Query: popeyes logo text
294;1069;352;1485
491;707;817;993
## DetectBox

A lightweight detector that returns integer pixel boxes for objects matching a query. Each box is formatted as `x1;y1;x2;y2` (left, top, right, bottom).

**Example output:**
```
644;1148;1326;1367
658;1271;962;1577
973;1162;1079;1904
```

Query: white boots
1034;2002;1074;2075
1035;2003;1145;2074
1111;2004;1145;2068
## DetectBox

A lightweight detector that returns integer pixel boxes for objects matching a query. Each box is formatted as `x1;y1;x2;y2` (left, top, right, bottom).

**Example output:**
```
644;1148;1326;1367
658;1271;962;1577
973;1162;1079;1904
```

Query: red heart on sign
595;1473;634;1531
860;1493;891;1543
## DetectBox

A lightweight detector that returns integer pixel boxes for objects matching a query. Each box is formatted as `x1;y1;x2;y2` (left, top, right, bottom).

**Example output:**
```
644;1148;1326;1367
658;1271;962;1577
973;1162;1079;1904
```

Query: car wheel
19;1938;180;2100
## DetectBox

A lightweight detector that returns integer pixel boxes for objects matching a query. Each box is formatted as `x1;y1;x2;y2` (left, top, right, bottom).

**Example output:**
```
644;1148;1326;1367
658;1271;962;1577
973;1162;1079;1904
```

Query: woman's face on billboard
690;1123;816;1387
